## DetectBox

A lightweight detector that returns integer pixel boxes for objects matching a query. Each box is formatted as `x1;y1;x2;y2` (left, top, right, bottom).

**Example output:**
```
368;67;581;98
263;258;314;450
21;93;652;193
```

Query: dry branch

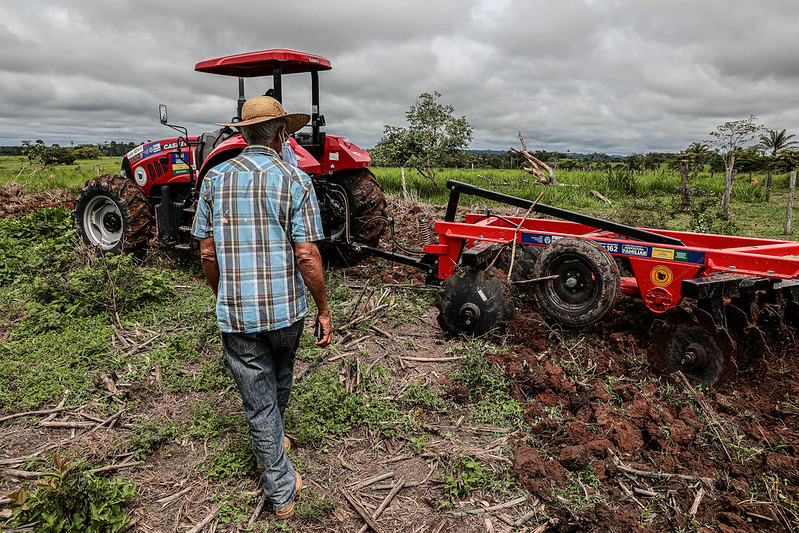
341;488;381;532
688;487;706;516
349;472;394;490
0;405;81;424
357;477;406;533
185;506;218;533
247;496;267;529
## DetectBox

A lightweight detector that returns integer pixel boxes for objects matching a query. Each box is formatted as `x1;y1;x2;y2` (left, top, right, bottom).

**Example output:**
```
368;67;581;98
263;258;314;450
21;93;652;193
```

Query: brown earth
1;189;799;532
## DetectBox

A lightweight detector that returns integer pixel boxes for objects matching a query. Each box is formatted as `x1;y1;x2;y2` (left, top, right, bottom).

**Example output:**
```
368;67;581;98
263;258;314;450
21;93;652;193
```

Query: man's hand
295;241;332;347
314;309;333;347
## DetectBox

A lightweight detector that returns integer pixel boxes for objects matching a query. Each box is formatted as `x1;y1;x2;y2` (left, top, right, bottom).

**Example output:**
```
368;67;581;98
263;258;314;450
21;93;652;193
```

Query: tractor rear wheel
533;237;620;327
330;168;388;246
323;168;388;264
73;174;153;254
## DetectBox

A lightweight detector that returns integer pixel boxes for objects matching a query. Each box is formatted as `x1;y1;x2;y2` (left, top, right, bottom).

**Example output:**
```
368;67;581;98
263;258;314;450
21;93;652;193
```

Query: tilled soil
2;189;799;531
501;295;799;532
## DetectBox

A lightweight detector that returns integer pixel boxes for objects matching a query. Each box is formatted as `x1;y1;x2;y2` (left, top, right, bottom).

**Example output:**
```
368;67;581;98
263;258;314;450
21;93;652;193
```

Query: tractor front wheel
533;237;620;327
73;174;153;254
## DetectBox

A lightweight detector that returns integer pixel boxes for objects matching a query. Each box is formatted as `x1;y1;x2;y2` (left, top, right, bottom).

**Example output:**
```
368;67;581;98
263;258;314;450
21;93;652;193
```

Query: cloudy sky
1;0;798;155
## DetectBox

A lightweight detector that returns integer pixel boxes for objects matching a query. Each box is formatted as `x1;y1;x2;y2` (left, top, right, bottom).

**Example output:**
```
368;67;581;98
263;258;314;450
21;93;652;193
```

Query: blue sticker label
520;232;705;265
141;141;161;158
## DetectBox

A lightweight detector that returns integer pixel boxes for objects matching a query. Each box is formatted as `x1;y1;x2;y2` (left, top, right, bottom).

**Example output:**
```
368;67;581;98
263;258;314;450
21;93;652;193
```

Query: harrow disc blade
437;268;514;336
649;307;735;388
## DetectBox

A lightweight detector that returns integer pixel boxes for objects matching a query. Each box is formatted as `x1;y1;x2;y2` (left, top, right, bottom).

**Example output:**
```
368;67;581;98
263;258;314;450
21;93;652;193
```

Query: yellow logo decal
651;247;675;260
650;265;673;287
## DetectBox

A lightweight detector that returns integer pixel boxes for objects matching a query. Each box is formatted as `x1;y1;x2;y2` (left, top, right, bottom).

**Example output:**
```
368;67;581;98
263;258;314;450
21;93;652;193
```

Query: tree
684;142;712;178
756;128;798;157
371;91;472;183
72;144;102;160
708;115;762;219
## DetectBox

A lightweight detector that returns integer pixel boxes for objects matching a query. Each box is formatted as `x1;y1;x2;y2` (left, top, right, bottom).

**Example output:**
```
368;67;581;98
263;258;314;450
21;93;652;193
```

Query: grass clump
440;453;513;500
286;363;405;445
445;341;525;429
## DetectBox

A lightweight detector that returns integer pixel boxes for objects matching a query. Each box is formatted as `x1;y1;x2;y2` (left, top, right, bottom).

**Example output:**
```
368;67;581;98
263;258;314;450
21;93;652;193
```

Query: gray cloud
1;0;797;154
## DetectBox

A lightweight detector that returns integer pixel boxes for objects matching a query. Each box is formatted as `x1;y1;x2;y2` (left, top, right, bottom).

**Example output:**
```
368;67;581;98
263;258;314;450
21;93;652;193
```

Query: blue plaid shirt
191;145;325;333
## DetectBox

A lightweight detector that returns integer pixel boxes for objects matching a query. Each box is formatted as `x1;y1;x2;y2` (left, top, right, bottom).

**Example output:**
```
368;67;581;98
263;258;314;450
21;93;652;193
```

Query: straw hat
217;96;310;133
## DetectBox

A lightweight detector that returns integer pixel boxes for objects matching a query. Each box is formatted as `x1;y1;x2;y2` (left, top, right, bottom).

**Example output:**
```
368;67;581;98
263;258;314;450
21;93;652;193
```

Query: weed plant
5;453;135;533
440;453;514;500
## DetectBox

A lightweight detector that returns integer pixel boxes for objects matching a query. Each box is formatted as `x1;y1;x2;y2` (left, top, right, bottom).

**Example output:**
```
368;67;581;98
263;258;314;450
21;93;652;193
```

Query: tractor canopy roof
195;49;332;77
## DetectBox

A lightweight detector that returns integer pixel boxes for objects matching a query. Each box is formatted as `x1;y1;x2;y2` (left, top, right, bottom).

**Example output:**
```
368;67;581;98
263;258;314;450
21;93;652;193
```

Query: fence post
765;170;773;202
786;171;796;235
400;167;409;202
679;160;691;211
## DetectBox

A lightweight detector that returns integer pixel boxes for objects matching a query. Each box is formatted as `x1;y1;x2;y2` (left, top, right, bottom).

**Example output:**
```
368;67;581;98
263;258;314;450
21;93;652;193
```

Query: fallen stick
615;463;716;488
247;495;267;529
118;516;139;533
400;356;463;363
91;461;142;474
186;506;218;533
672;371;733;462
357;477;405;533
633;487;659;498
514;510;537;527
40;421;96;428
0;405;80;424
156;486;193;505
370;326;396;341
591;190;612;204
3;469;39;480
348;471;394;490
688;487;706;516
341;488;381;532
480;496;527;513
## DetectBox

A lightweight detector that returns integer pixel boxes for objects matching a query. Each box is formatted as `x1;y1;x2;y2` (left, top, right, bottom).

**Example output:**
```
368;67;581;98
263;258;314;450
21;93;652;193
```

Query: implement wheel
533;237;620;327
437;268;514;336
73;174;153;254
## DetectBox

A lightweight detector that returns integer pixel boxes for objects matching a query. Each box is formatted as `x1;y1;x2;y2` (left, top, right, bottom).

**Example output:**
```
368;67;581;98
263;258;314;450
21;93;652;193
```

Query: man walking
192;96;332;519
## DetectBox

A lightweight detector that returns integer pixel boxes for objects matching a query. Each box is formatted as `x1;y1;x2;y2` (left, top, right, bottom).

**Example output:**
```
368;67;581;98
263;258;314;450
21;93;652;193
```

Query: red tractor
73;49;387;257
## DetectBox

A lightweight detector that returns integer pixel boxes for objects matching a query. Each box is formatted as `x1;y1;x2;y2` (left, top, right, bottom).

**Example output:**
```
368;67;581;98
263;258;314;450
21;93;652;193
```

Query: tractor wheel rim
83;196;123;250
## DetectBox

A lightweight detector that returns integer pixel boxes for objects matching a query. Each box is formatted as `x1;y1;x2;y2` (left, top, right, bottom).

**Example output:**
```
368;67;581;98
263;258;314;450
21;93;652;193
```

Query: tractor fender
318;135;371;175
195;135;321;191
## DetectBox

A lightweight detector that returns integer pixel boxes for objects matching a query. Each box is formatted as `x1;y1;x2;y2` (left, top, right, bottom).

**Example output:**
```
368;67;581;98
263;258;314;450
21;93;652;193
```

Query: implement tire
73;174;153;254
533;237;620;327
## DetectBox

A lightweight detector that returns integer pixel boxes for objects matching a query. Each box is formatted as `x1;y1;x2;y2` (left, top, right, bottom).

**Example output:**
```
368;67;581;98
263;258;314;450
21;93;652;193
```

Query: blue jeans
221;319;303;511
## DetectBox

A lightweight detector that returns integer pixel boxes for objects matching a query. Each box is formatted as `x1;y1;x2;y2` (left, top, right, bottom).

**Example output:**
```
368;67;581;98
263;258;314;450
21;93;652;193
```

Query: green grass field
373;166;797;240
0;155;121;194
0;155;795;240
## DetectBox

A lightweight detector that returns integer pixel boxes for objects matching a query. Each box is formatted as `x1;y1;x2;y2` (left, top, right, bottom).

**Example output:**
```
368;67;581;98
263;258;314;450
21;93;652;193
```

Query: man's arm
294;241;332;347
198;237;220;296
